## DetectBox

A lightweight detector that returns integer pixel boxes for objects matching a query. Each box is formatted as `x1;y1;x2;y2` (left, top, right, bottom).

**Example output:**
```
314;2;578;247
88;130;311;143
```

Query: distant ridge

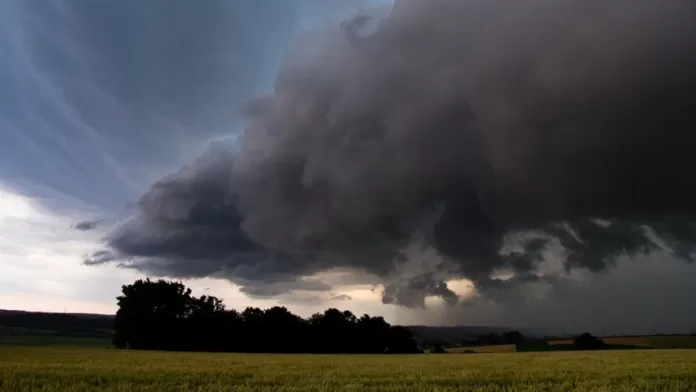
0;309;114;340
1;309;566;344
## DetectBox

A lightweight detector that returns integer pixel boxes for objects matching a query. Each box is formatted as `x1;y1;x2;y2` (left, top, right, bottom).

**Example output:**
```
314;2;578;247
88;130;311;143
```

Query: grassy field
2;346;696;391
448;345;516;353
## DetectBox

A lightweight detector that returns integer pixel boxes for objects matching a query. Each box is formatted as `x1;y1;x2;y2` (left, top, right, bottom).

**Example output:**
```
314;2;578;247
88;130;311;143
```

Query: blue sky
1;0;696;335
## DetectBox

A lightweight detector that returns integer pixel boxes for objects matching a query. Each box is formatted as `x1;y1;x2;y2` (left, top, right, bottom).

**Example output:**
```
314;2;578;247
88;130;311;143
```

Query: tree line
113;279;422;353
459;331;527;347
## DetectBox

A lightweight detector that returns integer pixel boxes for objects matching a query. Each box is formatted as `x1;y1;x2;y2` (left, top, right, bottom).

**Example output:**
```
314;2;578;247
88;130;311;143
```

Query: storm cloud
90;0;696;308
73;220;99;231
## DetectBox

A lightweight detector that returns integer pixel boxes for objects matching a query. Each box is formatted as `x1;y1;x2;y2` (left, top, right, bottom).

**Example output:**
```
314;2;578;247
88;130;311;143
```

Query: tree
501;331;526;344
309;308;359;353
263;307;306;353
112;279;423;354
188;295;227;351
357;315;390;353
114;279;194;350
573;333;606;350
112;331;126;349
431;344;446;354
385;326;422;353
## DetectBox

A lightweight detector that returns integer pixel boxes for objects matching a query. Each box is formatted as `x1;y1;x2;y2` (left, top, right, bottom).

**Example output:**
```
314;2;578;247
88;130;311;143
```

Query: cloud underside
88;0;696;309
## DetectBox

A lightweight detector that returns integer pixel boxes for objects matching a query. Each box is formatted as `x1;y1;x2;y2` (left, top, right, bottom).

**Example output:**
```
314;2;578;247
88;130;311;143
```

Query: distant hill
405;325;567;345
0;309;114;340
0;309;560;345
406;325;508;344
448;335;696;353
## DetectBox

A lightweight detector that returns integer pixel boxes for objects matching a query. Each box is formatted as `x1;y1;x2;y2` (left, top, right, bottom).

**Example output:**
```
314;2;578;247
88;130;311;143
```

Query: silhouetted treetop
573;333;606;350
113;279;421;354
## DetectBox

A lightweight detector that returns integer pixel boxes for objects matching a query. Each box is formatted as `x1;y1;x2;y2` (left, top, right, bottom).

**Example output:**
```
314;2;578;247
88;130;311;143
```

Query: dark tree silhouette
458;331;527;347
114;279;195;350
431;344;446;354
385;326;422;353
573;333;606;350
113;279;421;354
357;314;391;353
501;331;526;344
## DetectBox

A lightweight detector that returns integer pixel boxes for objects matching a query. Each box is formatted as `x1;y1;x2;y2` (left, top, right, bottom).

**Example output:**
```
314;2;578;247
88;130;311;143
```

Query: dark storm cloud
73;220;99;231
382;273;459;308
240;279;333;298
427;253;696;336
83;250;116;265
92;0;696;307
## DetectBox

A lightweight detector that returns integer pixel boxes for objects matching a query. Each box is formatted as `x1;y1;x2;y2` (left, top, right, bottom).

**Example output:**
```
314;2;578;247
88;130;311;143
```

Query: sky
0;0;407;319
2;0;696;336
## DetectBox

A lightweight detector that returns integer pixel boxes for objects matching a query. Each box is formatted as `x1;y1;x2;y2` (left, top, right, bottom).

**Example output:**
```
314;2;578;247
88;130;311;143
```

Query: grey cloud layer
91;0;696;309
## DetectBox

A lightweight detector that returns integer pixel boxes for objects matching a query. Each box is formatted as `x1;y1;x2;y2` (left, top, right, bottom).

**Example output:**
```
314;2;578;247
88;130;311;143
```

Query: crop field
2;346;696;391
448;345;516;354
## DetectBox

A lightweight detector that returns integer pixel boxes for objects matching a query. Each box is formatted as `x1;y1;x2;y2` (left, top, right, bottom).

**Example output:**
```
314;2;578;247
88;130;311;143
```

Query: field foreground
2;346;696;391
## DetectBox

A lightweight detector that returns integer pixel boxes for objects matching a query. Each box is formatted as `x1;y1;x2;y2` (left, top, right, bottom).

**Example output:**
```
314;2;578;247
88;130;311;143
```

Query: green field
448;345;516;353
2;346;696;391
